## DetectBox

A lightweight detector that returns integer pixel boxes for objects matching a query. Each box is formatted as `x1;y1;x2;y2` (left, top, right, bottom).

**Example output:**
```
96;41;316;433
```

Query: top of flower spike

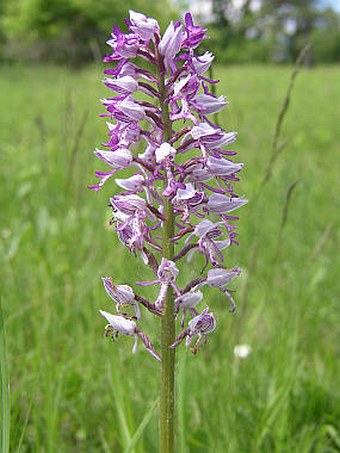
104;11;207;64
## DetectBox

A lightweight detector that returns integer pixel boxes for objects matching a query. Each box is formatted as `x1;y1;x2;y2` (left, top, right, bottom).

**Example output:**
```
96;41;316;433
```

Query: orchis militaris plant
90;10;247;452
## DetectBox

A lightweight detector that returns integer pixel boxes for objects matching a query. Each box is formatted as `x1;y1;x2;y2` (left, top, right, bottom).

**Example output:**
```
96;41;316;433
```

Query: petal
155;143;177;163
176;291;203;309
99;310;136;335
207;194;248;213
206;267;241;288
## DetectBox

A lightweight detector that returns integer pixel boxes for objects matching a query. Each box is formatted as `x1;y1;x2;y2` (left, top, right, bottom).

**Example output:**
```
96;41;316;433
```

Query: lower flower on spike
170;307;216;354
99;310;161;361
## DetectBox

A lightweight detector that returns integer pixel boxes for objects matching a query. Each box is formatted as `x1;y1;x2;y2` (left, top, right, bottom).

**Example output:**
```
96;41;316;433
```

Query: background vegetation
208;0;340;64
0;0;178;64
0;0;340;64
0;61;339;451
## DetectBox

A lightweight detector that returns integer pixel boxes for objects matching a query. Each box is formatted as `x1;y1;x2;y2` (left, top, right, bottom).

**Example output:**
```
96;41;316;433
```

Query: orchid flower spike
92;11;247;360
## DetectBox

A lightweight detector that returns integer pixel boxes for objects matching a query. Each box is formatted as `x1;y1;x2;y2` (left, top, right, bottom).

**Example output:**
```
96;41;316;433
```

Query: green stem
158;66;175;453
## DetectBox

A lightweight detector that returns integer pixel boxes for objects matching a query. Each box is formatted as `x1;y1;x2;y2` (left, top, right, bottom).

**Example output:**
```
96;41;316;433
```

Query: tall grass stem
260;44;310;191
0;298;10;453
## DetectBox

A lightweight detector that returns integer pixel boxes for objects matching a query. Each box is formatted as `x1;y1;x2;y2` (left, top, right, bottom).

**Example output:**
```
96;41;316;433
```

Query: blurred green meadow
0;63;339;452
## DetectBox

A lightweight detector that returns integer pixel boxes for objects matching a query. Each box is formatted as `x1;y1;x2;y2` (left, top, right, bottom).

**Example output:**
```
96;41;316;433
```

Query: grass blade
260;43;310;190
16;401;32;453
123;398;159;453
108;361;133;450
0;298;11;453
255;373;295;449
177;351;187;453
273;179;300;262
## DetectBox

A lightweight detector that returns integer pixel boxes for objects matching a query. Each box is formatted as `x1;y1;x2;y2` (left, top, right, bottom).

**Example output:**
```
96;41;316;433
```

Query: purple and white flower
102;277;140;319
191;51;214;75
128;10;159;40
171;307;216;351
159;21;183;67
155;259;180;308
175;290;203;327
99;310;160;361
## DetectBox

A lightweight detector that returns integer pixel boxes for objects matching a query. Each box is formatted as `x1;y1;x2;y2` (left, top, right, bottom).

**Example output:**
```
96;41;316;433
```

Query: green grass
0;297;11;453
0;63;339;452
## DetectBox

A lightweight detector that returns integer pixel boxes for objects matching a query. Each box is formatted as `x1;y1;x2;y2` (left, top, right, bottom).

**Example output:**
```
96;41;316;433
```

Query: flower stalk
158;59;176;452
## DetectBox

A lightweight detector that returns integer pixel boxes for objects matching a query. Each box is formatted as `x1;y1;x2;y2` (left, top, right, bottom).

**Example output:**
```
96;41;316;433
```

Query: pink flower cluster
91;11;247;360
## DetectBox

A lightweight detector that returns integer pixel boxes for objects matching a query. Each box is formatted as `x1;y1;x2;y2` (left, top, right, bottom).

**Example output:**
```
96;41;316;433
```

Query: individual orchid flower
115;174;145;192
186;219;231;266
206;156;243;176
99;310;160;361
206;267;241;288
205;267;241;312
182;12;207;49
175;290;203;327
102;277;141;319
191;51;214;75
104;26;140;60
170;307;216;353
159;21;183;69
194;93;228;115
155;259;180;309
103;75;138;94
128;10;160;41
94;148;133;168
